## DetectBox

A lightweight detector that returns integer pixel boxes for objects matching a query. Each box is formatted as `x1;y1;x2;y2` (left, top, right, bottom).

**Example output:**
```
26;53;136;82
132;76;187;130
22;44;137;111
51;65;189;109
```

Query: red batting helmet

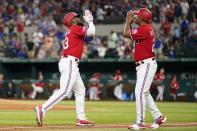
136;8;152;22
63;12;79;27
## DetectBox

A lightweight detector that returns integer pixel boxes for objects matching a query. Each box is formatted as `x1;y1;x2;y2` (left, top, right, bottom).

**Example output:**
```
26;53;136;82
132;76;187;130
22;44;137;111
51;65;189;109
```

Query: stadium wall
0;59;196;101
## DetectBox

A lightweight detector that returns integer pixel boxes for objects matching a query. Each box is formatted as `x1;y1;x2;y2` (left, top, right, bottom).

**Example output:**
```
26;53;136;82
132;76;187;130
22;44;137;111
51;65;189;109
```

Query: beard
77;21;84;26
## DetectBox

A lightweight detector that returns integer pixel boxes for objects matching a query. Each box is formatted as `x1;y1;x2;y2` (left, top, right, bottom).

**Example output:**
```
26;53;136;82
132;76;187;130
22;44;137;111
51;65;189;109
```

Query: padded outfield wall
0;58;197;101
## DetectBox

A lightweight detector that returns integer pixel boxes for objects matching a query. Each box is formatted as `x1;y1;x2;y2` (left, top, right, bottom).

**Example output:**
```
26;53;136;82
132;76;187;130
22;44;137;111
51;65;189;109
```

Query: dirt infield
0;123;197;131
0;99;75;110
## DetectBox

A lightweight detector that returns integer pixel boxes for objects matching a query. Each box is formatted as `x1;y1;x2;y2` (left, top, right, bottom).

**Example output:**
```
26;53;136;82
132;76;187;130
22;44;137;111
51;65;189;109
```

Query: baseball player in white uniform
35;10;95;126
124;8;167;129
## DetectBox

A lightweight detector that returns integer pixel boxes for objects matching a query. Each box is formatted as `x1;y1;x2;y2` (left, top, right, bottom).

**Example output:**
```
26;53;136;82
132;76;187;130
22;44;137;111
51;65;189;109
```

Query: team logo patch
132;29;137;34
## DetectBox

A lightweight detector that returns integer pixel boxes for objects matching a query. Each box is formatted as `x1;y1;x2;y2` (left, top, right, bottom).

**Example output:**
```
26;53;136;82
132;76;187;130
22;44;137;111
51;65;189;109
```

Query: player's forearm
86;22;95;37
123;22;131;39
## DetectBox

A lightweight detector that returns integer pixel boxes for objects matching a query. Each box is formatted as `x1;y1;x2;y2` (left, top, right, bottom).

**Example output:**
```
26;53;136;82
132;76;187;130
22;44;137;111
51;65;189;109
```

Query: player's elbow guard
86;22;95;37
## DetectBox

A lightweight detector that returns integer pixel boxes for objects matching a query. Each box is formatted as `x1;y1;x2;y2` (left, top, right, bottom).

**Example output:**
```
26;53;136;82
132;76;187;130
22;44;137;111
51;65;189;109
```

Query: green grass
30;127;197;131
0;100;196;131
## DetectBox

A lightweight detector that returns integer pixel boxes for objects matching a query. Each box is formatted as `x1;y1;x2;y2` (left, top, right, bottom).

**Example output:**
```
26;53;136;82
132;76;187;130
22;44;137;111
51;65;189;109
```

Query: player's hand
83;10;93;23
126;10;135;24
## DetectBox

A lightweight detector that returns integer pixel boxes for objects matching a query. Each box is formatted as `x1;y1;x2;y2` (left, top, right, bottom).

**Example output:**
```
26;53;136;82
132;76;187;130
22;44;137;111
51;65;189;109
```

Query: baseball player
170;74;180;101
35;10;95;126
155;68;166;101
123;8;166;129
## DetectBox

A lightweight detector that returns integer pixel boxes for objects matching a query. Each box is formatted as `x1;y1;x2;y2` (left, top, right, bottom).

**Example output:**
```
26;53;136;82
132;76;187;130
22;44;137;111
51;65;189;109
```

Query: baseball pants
156;85;164;101
42;56;86;120
135;58;162;124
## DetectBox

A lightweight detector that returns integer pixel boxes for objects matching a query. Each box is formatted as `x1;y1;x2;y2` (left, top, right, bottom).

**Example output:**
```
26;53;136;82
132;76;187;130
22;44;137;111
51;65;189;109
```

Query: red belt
135;58;156;67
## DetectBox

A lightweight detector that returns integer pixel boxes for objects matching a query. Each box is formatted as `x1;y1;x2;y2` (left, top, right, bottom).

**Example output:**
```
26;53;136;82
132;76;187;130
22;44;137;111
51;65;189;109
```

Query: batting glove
83;10;93;23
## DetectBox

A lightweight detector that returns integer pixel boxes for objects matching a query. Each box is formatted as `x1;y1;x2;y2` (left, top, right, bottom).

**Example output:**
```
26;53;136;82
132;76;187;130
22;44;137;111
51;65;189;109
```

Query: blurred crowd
0;0;196;60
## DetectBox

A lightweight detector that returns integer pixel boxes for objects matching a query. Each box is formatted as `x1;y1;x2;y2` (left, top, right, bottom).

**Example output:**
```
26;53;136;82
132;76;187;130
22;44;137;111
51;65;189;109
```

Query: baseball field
0;99;196;131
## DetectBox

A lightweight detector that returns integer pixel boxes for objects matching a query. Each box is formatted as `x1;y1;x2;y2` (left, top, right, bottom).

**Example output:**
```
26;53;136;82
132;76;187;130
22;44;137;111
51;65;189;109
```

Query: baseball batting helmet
63;12;80;27
136;8;152;22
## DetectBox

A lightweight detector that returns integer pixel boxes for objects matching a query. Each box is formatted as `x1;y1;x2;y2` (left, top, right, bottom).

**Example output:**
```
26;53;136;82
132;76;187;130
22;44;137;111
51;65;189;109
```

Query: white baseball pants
29;84;44;99
114;84;123;100
156;85;164;101
42;56;86;120
135;58;162;124
89;87;99;100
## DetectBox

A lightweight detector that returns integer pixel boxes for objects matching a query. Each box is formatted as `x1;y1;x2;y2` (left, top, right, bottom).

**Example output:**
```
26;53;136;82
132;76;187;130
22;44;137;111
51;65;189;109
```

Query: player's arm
86;21;95;37
123;10;135;39
83;10;95;37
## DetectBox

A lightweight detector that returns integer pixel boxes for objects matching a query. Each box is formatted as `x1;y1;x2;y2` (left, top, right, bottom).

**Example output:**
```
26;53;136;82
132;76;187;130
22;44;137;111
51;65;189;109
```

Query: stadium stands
0;0;196;60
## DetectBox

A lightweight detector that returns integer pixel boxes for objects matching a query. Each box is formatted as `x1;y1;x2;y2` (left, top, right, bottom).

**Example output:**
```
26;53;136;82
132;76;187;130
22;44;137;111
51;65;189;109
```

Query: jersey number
63;37;69;49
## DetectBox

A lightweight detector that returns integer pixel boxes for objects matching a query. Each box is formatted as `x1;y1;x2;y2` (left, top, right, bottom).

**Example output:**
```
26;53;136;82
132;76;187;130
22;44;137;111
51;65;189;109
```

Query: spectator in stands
187;0;197;22
0;73;5;98
152;2;160;23
0;0;196;59
113;69;123;100
7;20;15;37
105;30;118;58
159;2;167;23
172;26;181;43
28;72;45;99
97;42;107;58
180;0;189;19
88;72;102;100
123;43;132;60
180;16;190;42
170;74;180;101
104;2;114;20
0;40;5;57
16;15;25;45
166;0;175;22
155;68;166;101
55;24;65;45
174;0;182;23
38;17;49;36
96;5;106;24
119;37;132;60
17;46;28;59
154;36;163;59
33;27;44;49
8;33;21;57
0;18;4;40
188;25;197;46
31;27;44;58
167;42;176;58
47;15;57;35
117;44;124;59
160;18;171;36
5;81;16;98
37;35;55;59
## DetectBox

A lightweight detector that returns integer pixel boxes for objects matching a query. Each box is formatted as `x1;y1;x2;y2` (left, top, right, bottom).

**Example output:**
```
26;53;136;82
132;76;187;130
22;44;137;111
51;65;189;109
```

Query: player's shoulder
140;24;153;30
144;24;155;36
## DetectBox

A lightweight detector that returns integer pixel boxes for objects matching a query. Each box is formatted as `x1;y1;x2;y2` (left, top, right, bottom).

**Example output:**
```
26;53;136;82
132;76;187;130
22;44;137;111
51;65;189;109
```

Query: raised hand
83;10;93;23
126;10;135;24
